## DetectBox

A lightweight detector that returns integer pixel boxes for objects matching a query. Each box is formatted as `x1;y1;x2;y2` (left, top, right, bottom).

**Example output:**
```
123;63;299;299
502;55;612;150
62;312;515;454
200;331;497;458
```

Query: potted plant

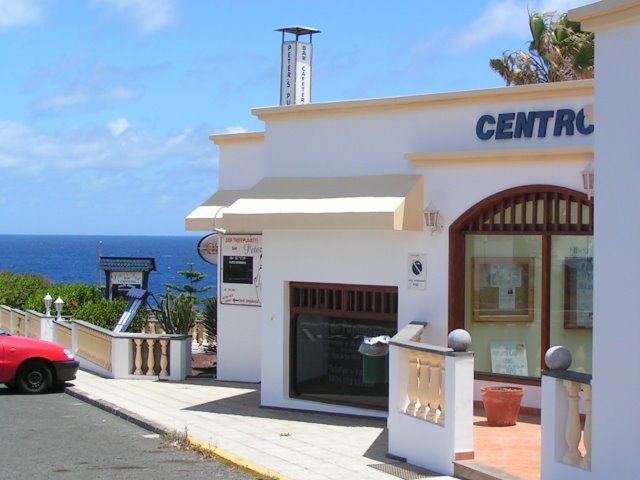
480;386;524;426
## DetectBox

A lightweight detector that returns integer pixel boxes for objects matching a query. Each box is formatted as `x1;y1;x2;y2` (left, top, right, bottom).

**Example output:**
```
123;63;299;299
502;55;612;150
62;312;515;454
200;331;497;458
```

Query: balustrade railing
388;322;474;476
143;317;210;349
131;337;171;377
403;339;447;425
541;346;592;479
0;306;12;331
25;310;42;339
0;305;192;381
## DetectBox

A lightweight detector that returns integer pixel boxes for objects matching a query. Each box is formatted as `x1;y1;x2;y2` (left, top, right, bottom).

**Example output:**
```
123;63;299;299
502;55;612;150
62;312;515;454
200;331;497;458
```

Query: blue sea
0;235;217;297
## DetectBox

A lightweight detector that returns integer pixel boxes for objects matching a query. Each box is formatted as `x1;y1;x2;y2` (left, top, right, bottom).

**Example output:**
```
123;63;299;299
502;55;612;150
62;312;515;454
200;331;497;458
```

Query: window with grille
290;282;398;410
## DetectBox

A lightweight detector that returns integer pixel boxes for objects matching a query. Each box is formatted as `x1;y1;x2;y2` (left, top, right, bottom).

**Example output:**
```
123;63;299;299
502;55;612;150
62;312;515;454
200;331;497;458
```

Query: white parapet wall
387;323;474;476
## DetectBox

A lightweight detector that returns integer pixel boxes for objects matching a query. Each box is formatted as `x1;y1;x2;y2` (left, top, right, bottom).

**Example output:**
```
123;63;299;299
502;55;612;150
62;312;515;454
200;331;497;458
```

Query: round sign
197;233;220;265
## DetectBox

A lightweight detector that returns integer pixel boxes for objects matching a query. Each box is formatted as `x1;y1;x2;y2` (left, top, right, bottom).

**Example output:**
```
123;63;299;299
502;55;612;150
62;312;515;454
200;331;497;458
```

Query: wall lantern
581;162;594;199
424;201;444;234
54;296;64;321
43;293;53;317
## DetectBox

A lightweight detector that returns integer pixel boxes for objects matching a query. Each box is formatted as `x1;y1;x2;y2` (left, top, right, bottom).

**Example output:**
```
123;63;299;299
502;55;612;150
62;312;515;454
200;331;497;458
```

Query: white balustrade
402;345;448;425
159;339;169;377
134;339;144;375
562;380;583;466
405;350;419;415
389;323;474;477
541;364;592;477
146;339;156;376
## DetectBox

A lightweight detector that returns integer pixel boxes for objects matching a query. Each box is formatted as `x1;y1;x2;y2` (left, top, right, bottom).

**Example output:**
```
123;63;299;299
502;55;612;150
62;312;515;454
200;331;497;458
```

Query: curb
65;386;287;480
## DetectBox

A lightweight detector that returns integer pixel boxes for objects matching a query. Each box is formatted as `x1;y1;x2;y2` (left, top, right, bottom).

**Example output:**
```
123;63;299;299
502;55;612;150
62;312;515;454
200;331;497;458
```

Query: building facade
187;79;595;417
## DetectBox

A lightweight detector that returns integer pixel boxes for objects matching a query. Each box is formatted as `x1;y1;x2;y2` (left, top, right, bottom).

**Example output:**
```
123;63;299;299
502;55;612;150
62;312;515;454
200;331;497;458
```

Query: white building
187;1;639;477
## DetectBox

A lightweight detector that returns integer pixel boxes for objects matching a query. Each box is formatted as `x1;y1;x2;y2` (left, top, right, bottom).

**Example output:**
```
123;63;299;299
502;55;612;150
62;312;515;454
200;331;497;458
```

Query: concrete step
453;460;528;480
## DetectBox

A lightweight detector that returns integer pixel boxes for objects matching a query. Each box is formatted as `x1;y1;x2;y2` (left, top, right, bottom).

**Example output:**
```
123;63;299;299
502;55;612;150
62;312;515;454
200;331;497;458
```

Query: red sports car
0;329;79;394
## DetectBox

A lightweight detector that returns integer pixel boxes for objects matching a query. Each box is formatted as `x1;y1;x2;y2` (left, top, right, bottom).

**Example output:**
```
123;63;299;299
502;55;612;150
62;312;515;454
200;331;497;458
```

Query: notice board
220;234;262;306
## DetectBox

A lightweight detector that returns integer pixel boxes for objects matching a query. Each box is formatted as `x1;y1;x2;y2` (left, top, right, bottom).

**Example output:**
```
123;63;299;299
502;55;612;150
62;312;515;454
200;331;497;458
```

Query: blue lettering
576;108;594;135
476;115;495;140
476;108;593;140
514;112;535;138
495;113;515;140
553;109;575;136
533;110;554;137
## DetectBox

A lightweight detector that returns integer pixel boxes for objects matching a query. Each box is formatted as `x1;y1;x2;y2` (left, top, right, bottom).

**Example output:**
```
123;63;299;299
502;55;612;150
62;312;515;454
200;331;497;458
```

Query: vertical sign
295;42;312;104
281;41;296;105
280;41;313;105
220;234;262;306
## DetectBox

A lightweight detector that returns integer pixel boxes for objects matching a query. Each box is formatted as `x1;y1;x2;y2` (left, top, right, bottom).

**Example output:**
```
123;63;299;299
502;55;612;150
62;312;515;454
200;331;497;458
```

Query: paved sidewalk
67;370;458;480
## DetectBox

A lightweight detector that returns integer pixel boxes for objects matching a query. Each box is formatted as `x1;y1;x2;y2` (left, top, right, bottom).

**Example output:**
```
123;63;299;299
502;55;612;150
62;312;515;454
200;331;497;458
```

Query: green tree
160;263;216;335
490;11;594;85
164;262;212;302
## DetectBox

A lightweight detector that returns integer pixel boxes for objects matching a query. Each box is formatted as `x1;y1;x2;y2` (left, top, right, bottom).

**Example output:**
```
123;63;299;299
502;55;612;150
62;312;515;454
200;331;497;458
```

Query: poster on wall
220;234;262;306
490;341;528;376
564;257;593;328
472;257;534;323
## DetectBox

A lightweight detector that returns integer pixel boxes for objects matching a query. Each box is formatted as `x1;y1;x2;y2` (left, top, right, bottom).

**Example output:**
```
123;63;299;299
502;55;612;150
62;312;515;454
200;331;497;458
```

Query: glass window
549;235;593;374
293;314;396;410
290;282;397;410
450;186;593;383
465;235;543;378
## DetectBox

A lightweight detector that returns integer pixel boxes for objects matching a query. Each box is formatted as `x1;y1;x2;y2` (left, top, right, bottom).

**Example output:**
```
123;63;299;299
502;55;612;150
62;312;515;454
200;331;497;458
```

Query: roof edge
252;80;594;120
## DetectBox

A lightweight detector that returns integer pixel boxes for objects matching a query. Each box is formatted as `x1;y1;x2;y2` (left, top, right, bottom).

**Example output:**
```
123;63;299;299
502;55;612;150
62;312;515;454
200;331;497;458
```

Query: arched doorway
448;185;593;383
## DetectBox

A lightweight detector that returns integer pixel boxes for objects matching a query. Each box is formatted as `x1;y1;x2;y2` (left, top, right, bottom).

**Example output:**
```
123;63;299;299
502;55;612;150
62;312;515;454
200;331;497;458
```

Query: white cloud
97;0;177;34
0;0;42;29
0;120;214;173
451;1;526;53
108;117;132;136
221;126;249;135
33;86;140;113
539;0;587;14
166;128;193;146
450;0;590;53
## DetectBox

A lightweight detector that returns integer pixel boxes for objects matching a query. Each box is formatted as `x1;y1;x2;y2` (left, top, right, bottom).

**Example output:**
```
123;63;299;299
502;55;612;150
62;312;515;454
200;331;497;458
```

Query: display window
289;282;397;410
449;186;593;383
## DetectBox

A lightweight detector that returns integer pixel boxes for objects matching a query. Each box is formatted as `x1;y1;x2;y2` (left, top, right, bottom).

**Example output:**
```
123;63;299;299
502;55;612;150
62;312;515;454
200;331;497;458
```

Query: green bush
201;296;217;345
22;283;104;317
158;292;197;335
0;270;146;332
0;271;50;310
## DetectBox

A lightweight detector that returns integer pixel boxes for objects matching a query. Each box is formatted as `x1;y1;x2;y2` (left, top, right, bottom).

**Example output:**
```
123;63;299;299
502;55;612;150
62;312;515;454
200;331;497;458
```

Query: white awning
202;175;425;231
185;190;247;231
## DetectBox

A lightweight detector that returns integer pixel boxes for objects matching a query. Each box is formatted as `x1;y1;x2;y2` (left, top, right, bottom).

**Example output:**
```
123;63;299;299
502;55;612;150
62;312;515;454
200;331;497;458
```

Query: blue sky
0;0;587;236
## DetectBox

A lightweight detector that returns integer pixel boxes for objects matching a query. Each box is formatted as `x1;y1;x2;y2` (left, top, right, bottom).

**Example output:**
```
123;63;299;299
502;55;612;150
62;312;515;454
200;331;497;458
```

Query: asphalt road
0;385;257;480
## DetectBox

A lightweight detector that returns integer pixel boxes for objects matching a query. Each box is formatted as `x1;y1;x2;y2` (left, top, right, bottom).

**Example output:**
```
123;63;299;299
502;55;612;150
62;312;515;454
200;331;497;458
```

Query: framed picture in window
472;257;535;322
564;257;593;329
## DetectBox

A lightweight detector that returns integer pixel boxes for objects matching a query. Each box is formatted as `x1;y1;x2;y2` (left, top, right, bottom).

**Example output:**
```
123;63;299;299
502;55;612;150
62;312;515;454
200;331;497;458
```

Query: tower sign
276;26;320;106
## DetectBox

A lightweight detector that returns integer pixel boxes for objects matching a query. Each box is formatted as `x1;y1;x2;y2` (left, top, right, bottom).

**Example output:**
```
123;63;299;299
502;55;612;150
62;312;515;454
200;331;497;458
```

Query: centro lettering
476;108;594;140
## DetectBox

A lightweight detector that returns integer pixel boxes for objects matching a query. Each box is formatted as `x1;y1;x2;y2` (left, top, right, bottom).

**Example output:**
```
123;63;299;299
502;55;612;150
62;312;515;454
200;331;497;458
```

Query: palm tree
490;11;594;85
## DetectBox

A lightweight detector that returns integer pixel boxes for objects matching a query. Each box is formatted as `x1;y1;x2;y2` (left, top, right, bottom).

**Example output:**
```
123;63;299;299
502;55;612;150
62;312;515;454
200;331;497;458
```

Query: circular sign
197;233;220;265
412;260;423;276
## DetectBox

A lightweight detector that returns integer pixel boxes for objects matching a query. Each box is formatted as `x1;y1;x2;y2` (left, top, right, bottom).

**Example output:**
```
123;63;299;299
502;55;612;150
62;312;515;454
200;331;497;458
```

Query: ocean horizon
0;234;217;298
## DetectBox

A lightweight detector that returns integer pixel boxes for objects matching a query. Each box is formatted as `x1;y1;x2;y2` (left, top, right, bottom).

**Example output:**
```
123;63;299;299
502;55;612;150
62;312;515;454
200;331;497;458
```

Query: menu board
220;234;262;306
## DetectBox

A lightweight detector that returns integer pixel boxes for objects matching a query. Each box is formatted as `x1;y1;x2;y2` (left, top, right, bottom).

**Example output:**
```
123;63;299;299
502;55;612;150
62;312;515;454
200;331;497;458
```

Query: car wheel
16;361;53;394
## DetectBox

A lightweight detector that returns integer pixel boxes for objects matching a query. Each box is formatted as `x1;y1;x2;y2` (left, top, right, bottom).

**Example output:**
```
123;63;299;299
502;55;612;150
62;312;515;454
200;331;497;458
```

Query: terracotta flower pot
480;386;524;426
